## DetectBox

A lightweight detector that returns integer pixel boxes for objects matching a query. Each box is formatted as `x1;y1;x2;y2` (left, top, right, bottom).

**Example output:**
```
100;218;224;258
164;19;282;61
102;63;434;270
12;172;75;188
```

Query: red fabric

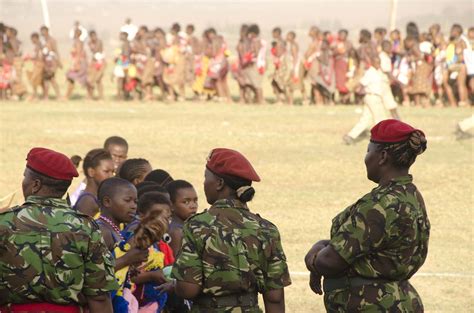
206;148;260;182
1;302;81;313
158;240;175;266
370;119;424;143
26;147;79;181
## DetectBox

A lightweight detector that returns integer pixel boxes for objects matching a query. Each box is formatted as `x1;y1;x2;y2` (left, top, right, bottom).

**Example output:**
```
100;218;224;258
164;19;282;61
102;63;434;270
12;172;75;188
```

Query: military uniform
172;198;291;313
324;175;430;312
0;195;118;306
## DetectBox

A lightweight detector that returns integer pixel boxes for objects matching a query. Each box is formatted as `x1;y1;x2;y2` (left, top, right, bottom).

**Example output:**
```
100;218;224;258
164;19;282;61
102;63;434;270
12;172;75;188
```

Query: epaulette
185;209;208;222
0;204;24;214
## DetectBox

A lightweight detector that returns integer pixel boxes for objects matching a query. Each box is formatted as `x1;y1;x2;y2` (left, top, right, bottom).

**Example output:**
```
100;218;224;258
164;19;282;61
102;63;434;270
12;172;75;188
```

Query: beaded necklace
99;215;124;241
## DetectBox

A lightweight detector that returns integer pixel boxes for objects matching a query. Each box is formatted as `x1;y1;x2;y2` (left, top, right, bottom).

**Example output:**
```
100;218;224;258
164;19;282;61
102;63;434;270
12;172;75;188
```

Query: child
144;169;174;187
123;192;174;313
165;180;198;257
96;177;150;312
136;181;170;200
118;158;152;186
70;136;129;206
74;148;114;217
103;135;129;172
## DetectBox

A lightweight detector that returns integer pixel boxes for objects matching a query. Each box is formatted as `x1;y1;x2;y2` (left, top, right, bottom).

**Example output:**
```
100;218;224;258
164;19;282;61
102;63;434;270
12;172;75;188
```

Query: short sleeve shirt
172;199;291;296
0;196;118;305
329;176;430;280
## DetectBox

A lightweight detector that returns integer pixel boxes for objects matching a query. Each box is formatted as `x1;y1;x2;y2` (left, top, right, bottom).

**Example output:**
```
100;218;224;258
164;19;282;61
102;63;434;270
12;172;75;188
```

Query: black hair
138;191;171;215
103;136;128;150
166;180;194;203
171;23;181;33
97;177;134;205
144;169;173;187
28;168;72;196
186;24;195;32
272;27;282;35
136;181;168;199
70;155;82;168
360;29;372;42
452;24;463;34
118;158;151;184
339;29;348;36
287;31;296;38
89;30;97;36
214;172;255;203
374;27;387;35
40;25;49;32
31;32;40;39
83;148;112;177
374;131;427;169
247;24;260;36
406;22;419;40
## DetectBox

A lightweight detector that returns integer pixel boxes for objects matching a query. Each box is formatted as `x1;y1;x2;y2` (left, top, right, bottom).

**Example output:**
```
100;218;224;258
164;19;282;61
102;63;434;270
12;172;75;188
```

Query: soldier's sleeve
171;221;203;286
264;226;292;291
329;200;390;265
82;227;119;296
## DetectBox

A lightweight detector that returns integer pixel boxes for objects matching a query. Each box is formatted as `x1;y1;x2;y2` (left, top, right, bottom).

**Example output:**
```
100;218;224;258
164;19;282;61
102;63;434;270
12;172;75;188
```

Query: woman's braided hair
376;130;427;168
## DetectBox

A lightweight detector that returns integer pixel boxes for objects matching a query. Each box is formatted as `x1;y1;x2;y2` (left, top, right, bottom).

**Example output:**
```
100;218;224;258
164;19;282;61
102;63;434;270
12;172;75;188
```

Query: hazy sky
1;0;472;54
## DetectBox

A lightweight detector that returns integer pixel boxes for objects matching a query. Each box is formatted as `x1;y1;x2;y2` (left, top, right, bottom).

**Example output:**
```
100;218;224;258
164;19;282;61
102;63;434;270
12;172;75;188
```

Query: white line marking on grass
289;271;474;278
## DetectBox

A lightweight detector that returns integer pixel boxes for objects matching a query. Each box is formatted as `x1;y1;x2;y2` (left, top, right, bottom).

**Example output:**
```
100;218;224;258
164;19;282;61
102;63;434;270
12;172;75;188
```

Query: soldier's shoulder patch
186;209;209;222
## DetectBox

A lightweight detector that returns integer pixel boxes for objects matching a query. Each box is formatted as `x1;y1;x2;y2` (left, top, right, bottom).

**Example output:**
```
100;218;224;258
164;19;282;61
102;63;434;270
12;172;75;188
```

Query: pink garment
123;288;139;313
138;302;159;313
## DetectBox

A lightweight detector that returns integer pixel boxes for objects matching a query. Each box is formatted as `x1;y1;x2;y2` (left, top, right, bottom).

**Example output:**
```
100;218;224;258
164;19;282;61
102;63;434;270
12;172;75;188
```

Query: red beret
26;147;79;181
206;148;261;182
370;119;425;143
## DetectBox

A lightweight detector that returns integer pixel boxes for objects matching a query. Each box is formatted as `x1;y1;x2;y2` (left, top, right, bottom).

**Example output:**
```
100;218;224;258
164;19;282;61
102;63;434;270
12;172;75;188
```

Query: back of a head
118;158;151;184
98;177;134;205
166;179;194;203
145;169;174;187
136;181;169;199
103;136;128;151
138;191;171;215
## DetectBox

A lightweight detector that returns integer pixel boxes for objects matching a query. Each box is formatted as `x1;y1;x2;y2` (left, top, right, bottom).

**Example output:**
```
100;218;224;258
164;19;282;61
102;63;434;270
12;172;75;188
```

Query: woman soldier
305;119;430;312
171;148;291;313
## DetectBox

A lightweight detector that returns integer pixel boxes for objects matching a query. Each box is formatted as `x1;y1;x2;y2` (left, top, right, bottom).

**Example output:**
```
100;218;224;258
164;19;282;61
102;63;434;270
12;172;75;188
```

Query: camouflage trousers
324;280;424;312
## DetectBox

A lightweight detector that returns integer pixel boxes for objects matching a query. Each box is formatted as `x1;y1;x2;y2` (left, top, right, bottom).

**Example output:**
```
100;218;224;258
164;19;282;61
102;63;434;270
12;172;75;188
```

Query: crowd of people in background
0;19;473;106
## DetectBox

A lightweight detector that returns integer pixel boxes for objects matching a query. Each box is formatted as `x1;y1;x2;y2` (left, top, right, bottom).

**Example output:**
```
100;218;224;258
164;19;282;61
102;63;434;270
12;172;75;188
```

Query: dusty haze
1;0;472;57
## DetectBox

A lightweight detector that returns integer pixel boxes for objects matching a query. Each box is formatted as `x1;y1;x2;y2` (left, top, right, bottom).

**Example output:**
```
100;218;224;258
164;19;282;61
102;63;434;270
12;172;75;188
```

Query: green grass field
0;98;472;312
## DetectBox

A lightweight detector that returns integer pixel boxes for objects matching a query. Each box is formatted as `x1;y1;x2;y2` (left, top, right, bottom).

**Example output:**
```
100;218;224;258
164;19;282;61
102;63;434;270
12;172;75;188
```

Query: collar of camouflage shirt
25;195;70;208
212;198;250;211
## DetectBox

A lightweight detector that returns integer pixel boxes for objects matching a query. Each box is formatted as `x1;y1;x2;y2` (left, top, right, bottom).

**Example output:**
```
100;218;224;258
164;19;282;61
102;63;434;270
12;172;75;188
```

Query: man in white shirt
120;18;138;41
343;56;390;144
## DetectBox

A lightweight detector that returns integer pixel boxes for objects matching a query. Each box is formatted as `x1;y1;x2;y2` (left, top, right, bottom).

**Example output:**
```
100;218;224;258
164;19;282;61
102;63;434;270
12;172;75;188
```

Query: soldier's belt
195;292;258;308
323;276;406;293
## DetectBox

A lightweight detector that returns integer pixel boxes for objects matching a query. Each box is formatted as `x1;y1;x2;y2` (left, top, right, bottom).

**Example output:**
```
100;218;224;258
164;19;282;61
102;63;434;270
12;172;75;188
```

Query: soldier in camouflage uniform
172;148;291;313
0;147;118;313
305;120;430;312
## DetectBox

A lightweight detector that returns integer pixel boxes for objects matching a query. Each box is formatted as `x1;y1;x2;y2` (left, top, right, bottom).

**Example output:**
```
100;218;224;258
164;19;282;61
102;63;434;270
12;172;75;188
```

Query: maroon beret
370;119;425;143
26;147;79;181
206;148;261;182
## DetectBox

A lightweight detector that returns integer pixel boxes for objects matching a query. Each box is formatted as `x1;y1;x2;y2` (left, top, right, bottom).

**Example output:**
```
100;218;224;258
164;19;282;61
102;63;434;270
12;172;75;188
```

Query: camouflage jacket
0;196;118;305
325;175;430;312
172;198;291;312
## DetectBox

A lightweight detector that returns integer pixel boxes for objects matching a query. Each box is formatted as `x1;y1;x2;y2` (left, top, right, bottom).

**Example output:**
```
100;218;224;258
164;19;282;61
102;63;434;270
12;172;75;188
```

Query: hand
305;240;329;272
309;272;323;295
155;280;175;294
125;248;149;266
151;270;168;284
